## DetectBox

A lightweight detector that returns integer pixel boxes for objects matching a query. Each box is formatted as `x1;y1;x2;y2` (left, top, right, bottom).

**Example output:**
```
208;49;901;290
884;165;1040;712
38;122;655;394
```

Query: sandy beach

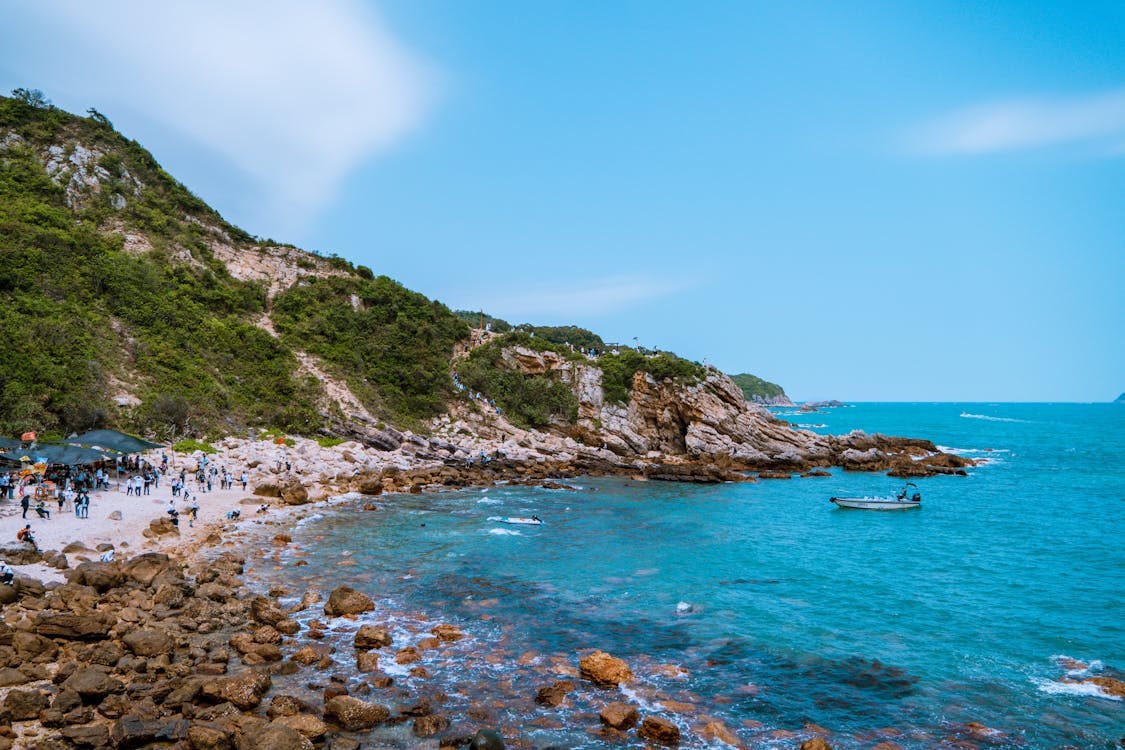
0;449;313;585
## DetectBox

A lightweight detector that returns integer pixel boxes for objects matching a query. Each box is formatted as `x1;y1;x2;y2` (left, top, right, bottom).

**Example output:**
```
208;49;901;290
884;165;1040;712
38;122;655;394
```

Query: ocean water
251;404;1125;748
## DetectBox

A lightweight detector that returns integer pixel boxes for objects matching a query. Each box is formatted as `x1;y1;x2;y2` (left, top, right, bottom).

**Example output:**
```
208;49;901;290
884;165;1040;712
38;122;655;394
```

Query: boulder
356;651;381;673
535;680;575;707
699;720;744;747
199;669;272;710
354;625;392;650
599;702;639;730
4;688;49;720
68;561;123;592
323;586;374;617
185;721;235;750
144;516;180;538
324;695;390;730
469;729;505;750
639;716;681;745
274;713;327;741
412;713;450;737
34;611;116;640
123;628;174;657
63;667;124;703
800;739;833;750
431;623;464;642
579;650;634;687
242;723;314;750
122;552;173;586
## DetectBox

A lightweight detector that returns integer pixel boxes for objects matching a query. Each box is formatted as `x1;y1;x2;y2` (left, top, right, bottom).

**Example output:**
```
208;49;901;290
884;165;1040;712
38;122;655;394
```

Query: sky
2;1;1122;401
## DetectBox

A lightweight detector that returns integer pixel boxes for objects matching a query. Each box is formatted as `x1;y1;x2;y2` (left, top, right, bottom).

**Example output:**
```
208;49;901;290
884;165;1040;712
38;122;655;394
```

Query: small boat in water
830;483;922;510
490;516;543;525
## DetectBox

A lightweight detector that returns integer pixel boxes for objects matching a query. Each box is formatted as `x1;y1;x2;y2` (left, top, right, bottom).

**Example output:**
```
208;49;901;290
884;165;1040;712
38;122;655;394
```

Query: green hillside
0;91;465;438
729;373;789;403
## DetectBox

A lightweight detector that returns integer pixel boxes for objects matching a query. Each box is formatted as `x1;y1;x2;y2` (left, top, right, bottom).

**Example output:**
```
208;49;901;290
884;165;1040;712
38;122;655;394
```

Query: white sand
0;469;272;582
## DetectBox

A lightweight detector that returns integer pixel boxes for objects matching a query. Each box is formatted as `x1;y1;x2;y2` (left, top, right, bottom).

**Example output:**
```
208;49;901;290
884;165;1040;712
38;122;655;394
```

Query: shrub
172;438;216;454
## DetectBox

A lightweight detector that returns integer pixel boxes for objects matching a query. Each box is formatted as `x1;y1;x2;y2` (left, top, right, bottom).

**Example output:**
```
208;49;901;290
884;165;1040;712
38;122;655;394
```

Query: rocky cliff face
462;346;969;477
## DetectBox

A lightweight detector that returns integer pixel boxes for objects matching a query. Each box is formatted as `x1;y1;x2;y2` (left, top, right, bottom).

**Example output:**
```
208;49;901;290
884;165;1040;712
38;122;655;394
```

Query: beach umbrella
20;432;36;441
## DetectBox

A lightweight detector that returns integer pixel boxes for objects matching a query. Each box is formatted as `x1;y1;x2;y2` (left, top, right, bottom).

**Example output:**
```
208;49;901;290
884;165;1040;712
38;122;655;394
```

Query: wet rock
267;695;309;718
413;713;450;737
699;720;744;747
354;624;392;650
199;669;272;710
356;651;381;673
535;680;575;707
1085;676;1125;698
34;611;116;640
599;702;639;730
469;729;505;750
324;695;390;730
579;650;634;687
432;624;464;642
800;739;833;750
323;586;374;617
639;716;681;745
395;646;421;665
4;688;48;720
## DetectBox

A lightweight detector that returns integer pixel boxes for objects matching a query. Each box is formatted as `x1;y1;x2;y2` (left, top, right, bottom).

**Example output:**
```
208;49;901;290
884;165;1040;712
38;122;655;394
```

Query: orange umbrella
20;432;36;441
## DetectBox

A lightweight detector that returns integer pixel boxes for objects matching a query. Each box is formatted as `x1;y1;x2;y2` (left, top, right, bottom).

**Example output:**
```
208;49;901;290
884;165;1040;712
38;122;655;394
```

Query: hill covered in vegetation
729;373;792;405
0;90;790;446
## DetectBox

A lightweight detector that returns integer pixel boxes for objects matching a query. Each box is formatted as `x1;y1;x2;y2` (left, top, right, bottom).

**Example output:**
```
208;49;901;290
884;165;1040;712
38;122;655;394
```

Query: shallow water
251;403;1125;748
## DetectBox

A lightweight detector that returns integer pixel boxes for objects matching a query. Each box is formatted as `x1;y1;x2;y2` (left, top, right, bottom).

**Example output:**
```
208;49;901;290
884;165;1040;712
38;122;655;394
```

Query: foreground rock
323;586;375;617
580;650;634;687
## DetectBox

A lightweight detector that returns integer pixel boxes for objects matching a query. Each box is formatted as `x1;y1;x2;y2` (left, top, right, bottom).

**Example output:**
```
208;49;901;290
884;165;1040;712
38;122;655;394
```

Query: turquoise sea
253;404;1125;748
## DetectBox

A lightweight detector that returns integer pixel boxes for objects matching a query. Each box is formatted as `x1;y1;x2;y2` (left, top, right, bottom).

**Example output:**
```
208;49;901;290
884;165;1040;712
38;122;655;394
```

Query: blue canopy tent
63;429;163;454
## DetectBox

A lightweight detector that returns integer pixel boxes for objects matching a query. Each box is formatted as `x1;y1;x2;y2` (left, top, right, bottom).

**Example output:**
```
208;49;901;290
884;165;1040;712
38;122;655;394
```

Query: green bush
598;349;704;405
172;438;216;454
457;338;578;429
315;435;347;448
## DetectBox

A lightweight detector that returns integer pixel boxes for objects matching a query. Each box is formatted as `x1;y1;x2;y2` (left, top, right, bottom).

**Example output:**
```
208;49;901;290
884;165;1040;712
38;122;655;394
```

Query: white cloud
2;0;437;231
457;274;697;320
905;88;1125;155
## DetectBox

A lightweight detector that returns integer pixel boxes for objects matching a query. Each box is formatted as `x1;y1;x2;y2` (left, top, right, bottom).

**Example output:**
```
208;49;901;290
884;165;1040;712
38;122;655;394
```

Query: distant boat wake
960;412;1029;423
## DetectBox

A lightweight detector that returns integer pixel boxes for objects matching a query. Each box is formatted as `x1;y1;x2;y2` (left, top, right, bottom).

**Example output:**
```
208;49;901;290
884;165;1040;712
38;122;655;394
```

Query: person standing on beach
189;496;199;527
20;493;29;519
240;471;248;491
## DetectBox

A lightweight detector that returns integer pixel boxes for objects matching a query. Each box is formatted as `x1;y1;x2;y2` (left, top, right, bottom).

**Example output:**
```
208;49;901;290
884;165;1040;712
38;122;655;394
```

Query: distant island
1117;393;1124;403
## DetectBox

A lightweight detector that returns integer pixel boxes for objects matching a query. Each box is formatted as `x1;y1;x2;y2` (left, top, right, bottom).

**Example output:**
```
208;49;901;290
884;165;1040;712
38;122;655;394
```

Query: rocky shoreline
0;397;979;750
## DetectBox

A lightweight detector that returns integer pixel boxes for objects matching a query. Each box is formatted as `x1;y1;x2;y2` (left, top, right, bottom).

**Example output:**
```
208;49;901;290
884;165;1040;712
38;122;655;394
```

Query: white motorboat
489;516;543;525
830;483;922;510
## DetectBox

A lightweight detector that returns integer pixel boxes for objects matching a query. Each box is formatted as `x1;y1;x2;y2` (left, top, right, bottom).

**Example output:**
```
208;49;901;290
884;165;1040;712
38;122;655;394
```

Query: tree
10;88;51;109
86;108;114;129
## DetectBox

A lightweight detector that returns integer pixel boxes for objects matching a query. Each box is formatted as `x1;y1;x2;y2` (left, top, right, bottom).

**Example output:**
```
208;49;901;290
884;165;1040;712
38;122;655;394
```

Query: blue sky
2;1;1122;401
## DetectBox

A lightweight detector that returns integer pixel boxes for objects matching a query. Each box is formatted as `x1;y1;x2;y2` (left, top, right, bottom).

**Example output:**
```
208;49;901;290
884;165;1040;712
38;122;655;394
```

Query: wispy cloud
1;0;437;232
456;274;698;321
904;88;1125;156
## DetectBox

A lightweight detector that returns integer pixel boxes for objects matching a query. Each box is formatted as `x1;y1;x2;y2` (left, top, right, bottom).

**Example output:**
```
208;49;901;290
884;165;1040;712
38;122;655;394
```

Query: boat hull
830;497;921;510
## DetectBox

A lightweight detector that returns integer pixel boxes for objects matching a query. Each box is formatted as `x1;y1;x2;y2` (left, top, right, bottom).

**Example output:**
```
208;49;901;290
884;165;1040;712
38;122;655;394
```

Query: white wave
1050;655;1104;676
488;528;522;536
937;445;1011;455
476;498;501;505
294;512;324;528
960;412;1028;423
1032;677;1121;700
